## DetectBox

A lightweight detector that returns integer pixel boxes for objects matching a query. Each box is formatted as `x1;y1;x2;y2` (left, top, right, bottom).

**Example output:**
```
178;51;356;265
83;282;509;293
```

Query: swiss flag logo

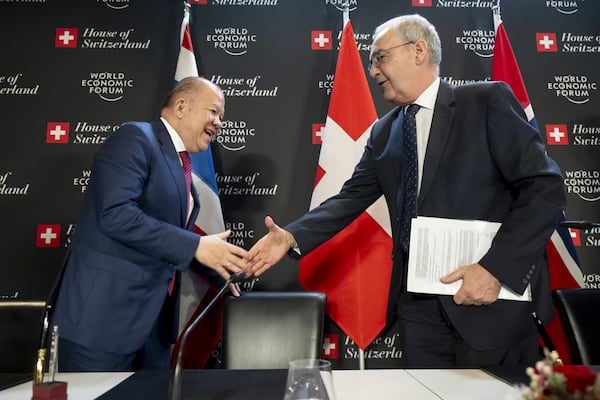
412;0;432;6
312;123;326;145
36;224;61;248
569;228;581;247
545;124;569;145
55;28;78;48
312;31;332;50
47;122;70;144
536;33;558;52
322;334;339;359
187;0;207;4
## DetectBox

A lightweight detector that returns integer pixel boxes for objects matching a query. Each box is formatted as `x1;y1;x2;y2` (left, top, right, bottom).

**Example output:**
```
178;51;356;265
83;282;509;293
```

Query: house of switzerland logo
0;172;29;195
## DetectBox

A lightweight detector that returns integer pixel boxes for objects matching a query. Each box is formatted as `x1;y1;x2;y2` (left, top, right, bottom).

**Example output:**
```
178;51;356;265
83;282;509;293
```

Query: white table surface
0;368;521;400
405;369;521;400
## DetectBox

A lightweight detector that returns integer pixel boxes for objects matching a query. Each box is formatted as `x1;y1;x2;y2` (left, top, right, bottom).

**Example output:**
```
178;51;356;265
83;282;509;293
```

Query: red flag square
536;33;558;52
311;31;332;50
322;334;339;359
46;122;70;144
569;228;581;247
36;224;61;248
545;124;569;145
412;0;432;6
312;123;326;145
55;28;78;48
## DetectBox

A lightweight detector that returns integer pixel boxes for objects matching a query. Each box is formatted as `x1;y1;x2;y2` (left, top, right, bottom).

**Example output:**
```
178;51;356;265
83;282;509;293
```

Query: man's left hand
440;263;501;306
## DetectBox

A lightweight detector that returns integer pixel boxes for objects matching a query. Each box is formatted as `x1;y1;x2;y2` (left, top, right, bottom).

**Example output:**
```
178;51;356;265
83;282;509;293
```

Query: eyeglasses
368;41;415;70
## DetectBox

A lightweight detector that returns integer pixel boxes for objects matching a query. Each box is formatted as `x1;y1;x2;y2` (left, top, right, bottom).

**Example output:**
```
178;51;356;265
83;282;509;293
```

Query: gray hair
373;14;442;72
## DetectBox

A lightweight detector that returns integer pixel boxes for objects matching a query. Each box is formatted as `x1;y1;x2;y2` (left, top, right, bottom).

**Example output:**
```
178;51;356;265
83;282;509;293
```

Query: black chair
221;291;326;369
0;302;45;372
553;288;600;365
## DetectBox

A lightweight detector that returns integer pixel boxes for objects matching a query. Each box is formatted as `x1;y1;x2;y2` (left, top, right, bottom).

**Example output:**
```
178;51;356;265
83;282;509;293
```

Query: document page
406;216;531;302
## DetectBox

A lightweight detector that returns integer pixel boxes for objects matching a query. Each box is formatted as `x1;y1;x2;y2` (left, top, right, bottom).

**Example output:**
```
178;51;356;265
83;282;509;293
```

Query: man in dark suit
248;15;565;367
48;77;250;371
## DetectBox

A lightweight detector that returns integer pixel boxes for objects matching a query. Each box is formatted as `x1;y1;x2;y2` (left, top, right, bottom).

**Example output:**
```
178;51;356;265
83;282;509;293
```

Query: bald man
48;77;250;371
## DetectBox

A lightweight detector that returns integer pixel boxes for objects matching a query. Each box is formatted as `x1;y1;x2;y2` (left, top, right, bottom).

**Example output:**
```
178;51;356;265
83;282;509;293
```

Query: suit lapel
188;185;200;230
418;81;455;207
153;120;190;227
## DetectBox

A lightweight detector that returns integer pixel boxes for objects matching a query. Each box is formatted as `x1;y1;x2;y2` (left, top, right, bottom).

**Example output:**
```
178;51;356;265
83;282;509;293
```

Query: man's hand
228;283;242;297
440;263;501;306
247;216;296;276
194;230;250;282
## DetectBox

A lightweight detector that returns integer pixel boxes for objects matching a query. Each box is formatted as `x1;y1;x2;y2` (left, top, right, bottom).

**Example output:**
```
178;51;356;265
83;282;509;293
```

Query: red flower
553;365;598;393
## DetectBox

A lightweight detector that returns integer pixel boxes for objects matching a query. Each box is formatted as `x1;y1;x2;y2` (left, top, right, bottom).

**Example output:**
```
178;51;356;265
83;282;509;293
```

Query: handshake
194;216;293;295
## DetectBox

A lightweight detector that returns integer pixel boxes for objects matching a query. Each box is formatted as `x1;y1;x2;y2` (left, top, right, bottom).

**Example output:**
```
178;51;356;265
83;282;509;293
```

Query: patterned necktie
400;104;420;252
170;151;192;296
179;150;192;216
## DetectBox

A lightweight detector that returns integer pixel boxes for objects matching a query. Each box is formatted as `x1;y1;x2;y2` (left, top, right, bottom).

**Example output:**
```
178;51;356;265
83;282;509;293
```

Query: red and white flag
492;6;584;364
299;21;392;350
171;4;226;369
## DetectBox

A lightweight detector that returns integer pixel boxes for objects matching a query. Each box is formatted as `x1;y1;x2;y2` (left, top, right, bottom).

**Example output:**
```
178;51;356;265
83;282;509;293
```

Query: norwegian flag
299;21;392;350
170;5;226;369
492;7;584;364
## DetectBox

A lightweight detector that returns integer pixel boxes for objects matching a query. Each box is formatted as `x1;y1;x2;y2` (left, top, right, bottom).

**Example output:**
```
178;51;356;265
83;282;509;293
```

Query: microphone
560;220;600;230
168;270;246;400
531;312;563;366
33;304;51;385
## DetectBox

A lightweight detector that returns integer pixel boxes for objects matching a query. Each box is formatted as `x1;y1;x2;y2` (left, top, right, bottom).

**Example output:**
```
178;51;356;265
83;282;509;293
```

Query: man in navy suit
48;77;250;371
248;15;566;367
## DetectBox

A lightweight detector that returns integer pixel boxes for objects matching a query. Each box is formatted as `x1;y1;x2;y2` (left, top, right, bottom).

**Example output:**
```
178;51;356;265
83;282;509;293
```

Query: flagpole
183;0;190;21
492;0;501;31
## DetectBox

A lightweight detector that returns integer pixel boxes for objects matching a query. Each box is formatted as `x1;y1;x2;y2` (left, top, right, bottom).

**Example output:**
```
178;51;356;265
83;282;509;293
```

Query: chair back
553;288;600;365
0;302;45;372
222;291;326;369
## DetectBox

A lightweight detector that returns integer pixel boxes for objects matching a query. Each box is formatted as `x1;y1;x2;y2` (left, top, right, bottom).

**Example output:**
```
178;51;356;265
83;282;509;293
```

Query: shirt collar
412;77;440;111
160;117;186;153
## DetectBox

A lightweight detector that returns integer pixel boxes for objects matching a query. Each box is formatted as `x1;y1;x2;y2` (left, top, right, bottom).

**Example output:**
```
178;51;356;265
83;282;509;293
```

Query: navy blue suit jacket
48;120;209;354
286;80;566;350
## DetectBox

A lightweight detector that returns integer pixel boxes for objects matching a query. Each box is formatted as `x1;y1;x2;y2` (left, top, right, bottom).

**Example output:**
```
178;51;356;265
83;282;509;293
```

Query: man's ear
174;97;186;118
413;39;428;66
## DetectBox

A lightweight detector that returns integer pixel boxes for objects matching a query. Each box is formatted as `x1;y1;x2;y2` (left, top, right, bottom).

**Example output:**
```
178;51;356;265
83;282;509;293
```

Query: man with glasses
47;77;250;372
248;14;565;367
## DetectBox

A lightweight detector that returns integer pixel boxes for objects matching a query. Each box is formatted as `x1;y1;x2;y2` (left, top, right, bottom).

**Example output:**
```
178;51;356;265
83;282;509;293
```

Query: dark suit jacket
286;80;565;351
48;120;209;354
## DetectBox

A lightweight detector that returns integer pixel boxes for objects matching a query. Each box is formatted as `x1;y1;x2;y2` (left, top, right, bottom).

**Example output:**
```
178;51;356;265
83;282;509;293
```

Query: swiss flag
46;122;70;144
322;334;339;359
36;224;61;248
545;124;569;146
312;123;326;145
568;228;581;247
412;0;432;6
536;33;558;52
311;31;332;50
55;28;78;48
299;21;392;350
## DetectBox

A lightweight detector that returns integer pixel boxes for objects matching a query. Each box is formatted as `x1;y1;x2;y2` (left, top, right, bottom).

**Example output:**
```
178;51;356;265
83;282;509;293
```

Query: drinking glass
283;359;336;400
